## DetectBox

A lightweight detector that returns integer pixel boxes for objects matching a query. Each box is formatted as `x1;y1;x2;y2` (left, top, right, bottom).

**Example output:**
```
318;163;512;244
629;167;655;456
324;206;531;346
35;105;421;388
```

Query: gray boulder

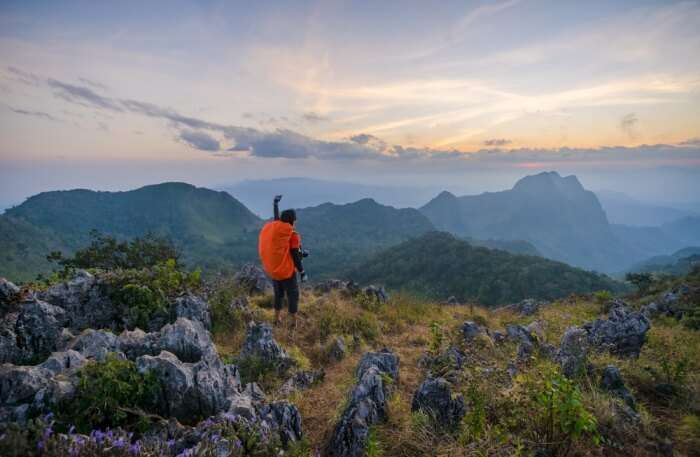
517;340;535;361
117;328;156;359
328;337;346;362
278;369;324;396
243;382;266;403
583;305;650;357
0;364;53;407
461;321;486;340
234;264;271;295
38;349;87;375
173;294;211;330
68;328;120;361
510;298;544;315
363;285;389;304
158;318;217;363
136;351;241;422
411;377;465;428
0;311;21;363
445;296;460;305
259;401;303;447
558;327;589;378
240;321;292;372
600;365;636;411
39;270;115;331
327;349;399;457
506;324;537;345
14;298;67;362
0;278;21;309
356;349;400;383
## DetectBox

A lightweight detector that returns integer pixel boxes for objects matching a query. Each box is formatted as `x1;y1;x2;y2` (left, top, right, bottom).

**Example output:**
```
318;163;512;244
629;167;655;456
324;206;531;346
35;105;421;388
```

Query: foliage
365;427;385;457
349;232;623;306
533;369;599;455
48;230;181;272
461;384;487;442
57;353;161;434
233;355;280;389
593;290;614;313
625;272;653;294
112;284;167;330
429;321;444;355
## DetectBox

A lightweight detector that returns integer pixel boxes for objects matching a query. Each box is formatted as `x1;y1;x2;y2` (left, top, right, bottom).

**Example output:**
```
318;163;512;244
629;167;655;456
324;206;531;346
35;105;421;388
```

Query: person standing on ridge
258;195;307;329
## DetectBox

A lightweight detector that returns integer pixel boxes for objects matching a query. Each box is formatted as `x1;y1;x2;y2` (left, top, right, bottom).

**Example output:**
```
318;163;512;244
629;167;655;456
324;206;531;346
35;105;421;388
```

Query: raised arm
273;195;282;220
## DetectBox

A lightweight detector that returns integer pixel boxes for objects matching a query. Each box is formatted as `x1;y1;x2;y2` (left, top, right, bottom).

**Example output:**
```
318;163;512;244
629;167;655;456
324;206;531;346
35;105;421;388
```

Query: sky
1;0;699;207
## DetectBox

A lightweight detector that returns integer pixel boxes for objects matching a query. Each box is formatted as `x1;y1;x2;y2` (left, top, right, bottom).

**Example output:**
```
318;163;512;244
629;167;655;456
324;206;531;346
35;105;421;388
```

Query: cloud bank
8;68;700;168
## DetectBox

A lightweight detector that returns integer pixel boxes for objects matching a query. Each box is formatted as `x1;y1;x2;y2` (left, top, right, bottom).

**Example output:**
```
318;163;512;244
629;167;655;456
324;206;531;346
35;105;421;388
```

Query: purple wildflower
129;440;142;455
167;439;176;448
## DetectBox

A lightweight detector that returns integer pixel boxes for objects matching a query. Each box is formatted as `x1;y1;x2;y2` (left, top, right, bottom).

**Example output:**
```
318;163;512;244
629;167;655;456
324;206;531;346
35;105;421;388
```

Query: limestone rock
411;377;465;428
173;294;211;330
233;264;271;296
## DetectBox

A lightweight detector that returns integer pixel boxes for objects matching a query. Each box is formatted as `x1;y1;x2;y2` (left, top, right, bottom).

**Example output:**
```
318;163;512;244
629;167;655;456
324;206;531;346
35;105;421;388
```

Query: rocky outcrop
136;350;241;422
558;327;589;378
14;299;67;363
328;337;346;362
461;321;487;340
583;304;650;357
327;349;399;457
38;270;115;331
68;328;120;361
233;264;271;296
157;318;216;363
259;401;303;446
173;294;212;330
363;285;389;304
505;324;537;345
600;365;636;410
240;321;292;372
314;279;360;296
278;370;325;397
0;278;21;310
38;350;87;375
411;377;465;428
507;298;545;316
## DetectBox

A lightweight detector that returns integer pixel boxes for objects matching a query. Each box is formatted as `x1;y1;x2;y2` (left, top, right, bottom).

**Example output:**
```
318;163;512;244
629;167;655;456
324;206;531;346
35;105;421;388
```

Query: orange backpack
258;221;299;280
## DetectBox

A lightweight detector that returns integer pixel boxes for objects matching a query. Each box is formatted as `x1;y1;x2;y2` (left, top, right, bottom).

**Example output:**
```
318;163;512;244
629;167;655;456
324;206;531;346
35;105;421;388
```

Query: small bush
235;355;279;388
533;369;599;455
113;283;167;330
461;384;487;442
57;353;160;433
593;290;614;313
429;321;444;355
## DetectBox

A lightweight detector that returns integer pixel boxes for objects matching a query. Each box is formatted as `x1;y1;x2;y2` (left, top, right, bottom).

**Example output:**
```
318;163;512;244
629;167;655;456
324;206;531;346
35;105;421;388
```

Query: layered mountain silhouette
2;173;697;283
349;231;622;305
420;171;633;272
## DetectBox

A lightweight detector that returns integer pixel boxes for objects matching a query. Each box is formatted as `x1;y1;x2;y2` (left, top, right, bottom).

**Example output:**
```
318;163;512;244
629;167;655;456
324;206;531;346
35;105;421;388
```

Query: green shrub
57;353;160;433
113;283;167;330
429;321;444;355
593;290;614;313
49;230;180;271
462;384;487;441
533;369;599;454
235;355;279;388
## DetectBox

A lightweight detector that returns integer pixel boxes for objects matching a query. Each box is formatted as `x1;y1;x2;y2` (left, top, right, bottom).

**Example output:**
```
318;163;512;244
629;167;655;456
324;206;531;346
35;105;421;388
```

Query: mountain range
2;172;698;285
349;232;622;305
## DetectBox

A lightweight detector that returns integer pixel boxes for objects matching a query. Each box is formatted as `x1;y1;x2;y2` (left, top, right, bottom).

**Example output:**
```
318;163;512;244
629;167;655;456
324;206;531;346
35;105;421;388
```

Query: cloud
78;77;108;90
8;107;61;122
619;113;638;139
483;138;512;146
679;137;700;146
302;111;329;122
179;130;221;151
5;66;42;86
33;73;700;166
48;79;123;111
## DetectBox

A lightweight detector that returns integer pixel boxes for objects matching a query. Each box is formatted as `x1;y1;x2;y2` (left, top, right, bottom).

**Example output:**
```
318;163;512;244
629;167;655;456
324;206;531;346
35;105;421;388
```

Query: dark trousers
273;274;299;314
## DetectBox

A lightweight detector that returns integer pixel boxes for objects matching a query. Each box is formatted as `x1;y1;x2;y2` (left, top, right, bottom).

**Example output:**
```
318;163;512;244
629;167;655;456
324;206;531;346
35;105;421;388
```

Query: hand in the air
300;271;308;282
274;195;283;203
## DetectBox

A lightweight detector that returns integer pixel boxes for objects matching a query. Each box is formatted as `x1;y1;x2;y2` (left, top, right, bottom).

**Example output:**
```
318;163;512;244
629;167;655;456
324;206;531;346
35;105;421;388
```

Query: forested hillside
350;231;622;305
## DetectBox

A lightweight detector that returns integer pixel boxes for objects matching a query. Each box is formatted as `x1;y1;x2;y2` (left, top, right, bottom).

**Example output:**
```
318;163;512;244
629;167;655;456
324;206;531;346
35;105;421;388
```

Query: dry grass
210;285;700;456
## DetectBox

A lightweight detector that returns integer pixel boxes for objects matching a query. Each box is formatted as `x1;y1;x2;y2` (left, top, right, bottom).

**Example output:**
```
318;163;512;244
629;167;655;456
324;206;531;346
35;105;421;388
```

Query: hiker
258;195;307;328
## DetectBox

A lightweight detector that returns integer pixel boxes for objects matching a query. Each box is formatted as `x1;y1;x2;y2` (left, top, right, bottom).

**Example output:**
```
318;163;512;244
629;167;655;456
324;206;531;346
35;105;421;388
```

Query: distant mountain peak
512;171;584;195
